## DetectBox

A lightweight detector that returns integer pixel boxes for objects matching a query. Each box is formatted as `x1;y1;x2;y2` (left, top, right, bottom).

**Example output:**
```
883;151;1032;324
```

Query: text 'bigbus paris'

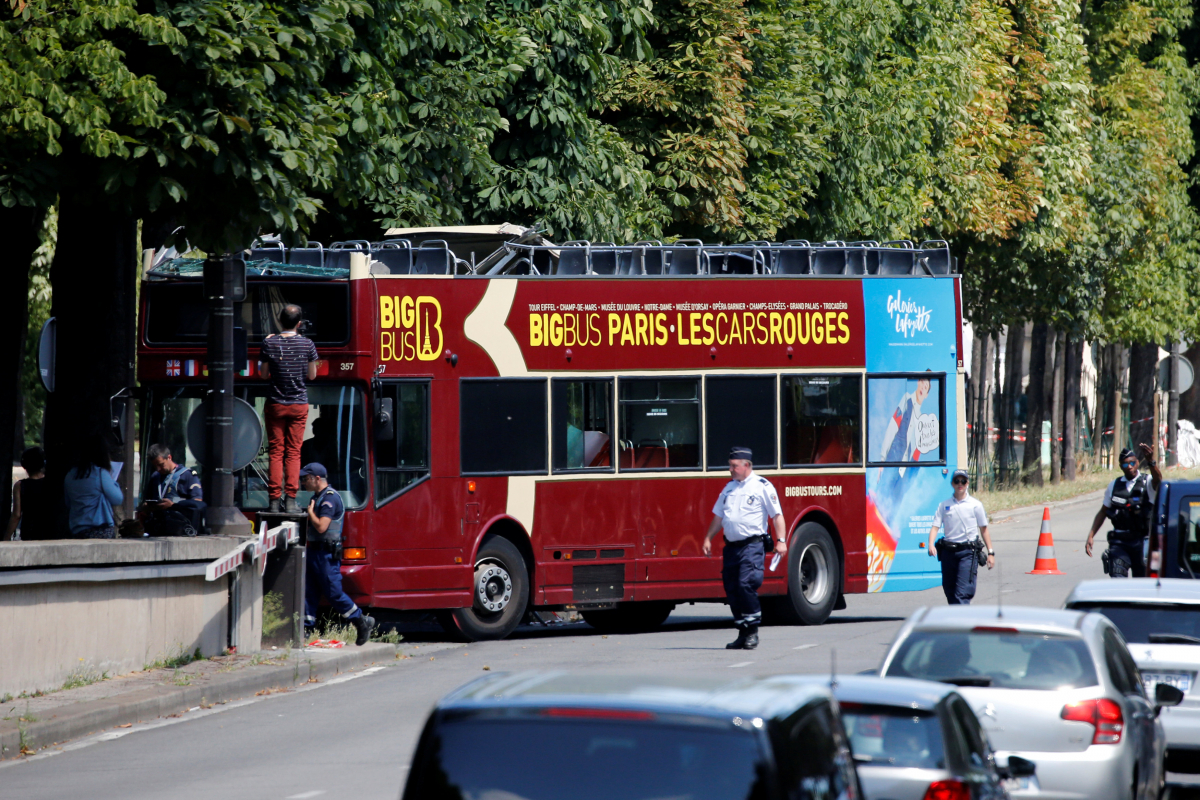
526;305;852;348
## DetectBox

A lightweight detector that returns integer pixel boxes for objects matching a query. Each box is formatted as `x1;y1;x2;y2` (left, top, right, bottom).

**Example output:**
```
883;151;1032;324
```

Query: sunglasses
1122;460;1138;468
952;477;968;485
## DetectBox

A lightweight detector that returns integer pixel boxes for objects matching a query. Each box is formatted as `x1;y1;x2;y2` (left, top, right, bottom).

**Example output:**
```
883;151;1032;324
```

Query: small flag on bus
166;360;181;376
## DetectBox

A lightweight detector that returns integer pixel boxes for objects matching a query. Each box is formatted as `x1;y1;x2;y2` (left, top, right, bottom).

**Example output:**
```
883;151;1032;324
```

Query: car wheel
446;536;529;641
781;522;839;625
580;602;675;634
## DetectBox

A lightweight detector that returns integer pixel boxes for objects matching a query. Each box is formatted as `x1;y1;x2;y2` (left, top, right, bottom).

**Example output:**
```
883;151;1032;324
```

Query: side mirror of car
375;397;394;442
1003;755;1037;779
1155;683;1184;715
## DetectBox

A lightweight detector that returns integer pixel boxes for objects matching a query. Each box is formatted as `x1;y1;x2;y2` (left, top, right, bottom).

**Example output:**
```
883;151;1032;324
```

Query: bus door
372;379;463;593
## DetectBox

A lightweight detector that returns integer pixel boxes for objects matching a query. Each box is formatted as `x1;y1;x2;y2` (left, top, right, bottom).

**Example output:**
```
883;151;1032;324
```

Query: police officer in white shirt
703;447;787;650
927;469;994;604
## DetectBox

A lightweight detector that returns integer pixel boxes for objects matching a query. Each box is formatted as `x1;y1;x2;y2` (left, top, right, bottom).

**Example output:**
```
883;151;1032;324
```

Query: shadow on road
372;609;906;645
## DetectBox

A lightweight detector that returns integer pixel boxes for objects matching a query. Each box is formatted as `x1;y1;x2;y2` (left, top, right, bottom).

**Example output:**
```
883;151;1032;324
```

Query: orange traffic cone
1027;507;1065;575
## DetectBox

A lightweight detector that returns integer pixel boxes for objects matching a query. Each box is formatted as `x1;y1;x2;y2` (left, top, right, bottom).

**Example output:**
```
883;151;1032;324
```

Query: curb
987;488;1106;520
0;644;397;758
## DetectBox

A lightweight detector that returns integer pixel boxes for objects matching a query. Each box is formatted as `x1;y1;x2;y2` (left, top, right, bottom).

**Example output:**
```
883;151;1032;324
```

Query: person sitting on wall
138;443;206;536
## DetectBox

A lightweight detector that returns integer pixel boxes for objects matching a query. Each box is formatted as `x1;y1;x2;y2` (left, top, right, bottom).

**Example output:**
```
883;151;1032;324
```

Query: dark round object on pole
186;396;264;471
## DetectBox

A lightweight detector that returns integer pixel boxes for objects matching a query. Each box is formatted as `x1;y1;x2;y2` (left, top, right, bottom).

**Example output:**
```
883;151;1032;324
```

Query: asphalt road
0;490;1131;800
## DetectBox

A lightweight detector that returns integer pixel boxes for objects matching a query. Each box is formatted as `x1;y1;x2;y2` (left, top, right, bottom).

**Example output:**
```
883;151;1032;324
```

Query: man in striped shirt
260;304;318;513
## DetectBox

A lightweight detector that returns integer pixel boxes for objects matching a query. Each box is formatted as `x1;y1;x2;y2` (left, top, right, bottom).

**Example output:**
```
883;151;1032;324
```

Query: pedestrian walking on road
7;447;52;541
301;463;374;645
1086;443;1161;577
703;447;787;650
63;435;123;540
260;303;319;514
927;469;993;605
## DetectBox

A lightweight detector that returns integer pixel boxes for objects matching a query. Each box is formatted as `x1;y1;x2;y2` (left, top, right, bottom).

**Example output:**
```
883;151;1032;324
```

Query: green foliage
22;206;54;446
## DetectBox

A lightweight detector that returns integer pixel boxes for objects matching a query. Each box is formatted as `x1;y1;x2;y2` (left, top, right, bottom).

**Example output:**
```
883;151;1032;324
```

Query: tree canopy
3;0;1199;335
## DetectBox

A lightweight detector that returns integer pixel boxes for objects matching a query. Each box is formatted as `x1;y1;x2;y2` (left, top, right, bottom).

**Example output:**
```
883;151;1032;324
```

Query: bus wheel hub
475;563;513;613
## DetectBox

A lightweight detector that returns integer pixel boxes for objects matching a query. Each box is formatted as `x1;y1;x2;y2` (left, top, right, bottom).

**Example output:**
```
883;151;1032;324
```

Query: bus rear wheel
446;536;529;642
775;522;839;626
580;601;675;634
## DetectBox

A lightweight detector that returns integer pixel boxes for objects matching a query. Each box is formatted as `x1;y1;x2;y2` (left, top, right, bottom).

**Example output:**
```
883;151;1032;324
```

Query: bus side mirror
375;397;394;442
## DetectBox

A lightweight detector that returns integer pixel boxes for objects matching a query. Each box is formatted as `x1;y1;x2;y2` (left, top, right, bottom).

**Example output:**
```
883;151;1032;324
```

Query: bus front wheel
779;522;839;626
447;536;530;641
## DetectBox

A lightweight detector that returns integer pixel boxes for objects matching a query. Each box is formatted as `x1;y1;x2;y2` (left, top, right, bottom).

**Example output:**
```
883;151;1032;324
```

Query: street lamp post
203;254;252;536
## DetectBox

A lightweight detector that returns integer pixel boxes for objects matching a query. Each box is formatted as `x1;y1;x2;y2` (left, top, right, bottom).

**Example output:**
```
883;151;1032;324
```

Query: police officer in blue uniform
1086;444;1161;577
301;463;375;645
703;447;787;650
927;469;994;604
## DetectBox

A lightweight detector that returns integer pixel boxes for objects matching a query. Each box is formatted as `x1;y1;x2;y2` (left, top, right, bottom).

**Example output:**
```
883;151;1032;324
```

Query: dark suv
402;672;862;800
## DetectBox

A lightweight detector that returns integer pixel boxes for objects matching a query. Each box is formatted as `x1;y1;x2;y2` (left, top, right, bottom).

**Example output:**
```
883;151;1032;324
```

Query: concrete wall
0;538;261;698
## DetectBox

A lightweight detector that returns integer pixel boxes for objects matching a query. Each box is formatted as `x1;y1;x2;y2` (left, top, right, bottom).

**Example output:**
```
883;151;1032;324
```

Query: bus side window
460;379;548;475
618;378;701;471
706;376;776;469
376;381;431;506
551;379;614;473
781;375;862;466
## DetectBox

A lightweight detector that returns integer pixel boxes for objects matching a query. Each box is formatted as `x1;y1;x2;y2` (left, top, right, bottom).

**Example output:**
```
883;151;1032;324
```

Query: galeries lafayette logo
886;290;932;338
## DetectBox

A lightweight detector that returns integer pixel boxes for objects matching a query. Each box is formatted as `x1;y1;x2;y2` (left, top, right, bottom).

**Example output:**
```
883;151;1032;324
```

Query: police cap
729;446;753;462
299;462;327;479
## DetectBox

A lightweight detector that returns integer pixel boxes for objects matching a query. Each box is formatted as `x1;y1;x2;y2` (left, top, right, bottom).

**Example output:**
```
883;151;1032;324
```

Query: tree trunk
0;205;44;540
42;198;139;536
974;334;994;483
1050;331;1065;484
1129;343;1159;452
1004;323;1026;486
1023;323;1049;485
1062;338;1082;481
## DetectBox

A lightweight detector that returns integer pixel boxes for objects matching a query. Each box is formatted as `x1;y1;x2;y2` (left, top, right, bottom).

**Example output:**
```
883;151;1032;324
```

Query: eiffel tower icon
419;307;434;359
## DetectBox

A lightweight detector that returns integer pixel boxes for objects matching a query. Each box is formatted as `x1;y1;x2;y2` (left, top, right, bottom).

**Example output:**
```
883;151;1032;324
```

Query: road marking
287;792;326;799
793;644;819;651
728;661;753;668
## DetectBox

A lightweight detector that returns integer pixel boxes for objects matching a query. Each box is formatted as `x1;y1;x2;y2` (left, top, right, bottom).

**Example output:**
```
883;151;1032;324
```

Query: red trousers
265;403;308;499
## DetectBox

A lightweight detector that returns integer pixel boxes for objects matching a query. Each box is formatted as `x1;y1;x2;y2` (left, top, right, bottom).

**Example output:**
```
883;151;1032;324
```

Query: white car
1064;578;1200;779
878;605;1184;800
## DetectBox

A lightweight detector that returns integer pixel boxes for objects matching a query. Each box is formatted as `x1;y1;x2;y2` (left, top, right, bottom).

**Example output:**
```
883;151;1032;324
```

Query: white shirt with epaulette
932;494;988;544
712;473;784;542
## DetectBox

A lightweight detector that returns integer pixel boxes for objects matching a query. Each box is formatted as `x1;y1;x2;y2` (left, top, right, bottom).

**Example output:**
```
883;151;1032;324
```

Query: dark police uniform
146;464;206;536
713;471;783;642
1102;472;1154;578
303;481;365;628
931;490;988;604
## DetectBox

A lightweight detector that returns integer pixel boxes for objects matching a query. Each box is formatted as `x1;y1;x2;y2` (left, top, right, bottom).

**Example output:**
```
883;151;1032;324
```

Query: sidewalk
0;639;461;759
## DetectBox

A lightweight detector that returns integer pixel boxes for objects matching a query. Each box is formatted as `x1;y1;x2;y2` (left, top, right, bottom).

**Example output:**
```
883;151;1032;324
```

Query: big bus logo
379;296;442;362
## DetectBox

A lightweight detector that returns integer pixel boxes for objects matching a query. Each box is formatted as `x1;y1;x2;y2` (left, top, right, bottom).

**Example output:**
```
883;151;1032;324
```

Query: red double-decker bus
137;229;964;640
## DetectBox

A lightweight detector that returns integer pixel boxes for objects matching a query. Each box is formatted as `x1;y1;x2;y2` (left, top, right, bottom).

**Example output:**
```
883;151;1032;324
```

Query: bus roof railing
146;239;955;280
484;240;954;277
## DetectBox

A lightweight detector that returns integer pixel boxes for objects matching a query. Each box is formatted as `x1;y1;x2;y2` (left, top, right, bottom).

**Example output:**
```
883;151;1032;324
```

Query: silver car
878;605;1183;800
817;675;1033;800
1064;578;1200;778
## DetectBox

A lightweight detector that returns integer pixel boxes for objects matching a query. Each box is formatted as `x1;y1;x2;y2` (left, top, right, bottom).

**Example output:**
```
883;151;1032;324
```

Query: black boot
742;626;759;650
283;495;298;514
726;629;749;649
353;614;375;646
268;497;281;513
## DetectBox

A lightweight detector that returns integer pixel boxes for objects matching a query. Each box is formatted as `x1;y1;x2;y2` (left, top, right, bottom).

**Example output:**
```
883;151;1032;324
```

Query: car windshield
408;713;768;800
885;630;1099;690
1069;603;1200;644
142;383;367;509
840;704;944;769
